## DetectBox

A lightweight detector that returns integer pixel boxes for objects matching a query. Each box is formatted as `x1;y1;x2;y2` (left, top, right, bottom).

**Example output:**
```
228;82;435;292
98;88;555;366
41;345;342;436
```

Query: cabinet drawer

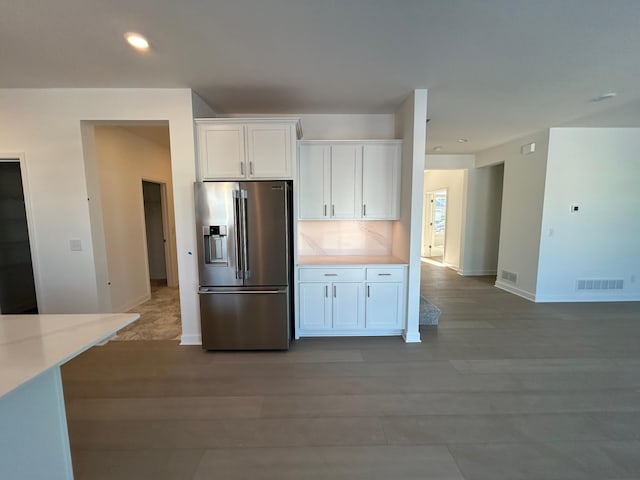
299;267;364;282
366;267;404;282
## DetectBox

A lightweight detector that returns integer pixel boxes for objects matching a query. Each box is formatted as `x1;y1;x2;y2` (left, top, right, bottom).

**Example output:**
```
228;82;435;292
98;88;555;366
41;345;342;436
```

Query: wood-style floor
61;263;640;479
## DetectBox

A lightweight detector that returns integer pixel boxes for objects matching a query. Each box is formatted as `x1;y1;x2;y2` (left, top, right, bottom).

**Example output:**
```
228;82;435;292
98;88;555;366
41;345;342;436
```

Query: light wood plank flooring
61;263;640;479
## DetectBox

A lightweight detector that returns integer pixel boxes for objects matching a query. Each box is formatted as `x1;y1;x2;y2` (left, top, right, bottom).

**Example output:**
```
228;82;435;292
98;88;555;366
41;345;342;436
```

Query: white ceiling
2;0;640;153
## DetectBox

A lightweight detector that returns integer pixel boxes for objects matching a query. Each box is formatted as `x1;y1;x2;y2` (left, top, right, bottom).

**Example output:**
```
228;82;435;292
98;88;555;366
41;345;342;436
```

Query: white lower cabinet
332;283;365;329
366;282;402;328
299;283;331;330
297;265;405;337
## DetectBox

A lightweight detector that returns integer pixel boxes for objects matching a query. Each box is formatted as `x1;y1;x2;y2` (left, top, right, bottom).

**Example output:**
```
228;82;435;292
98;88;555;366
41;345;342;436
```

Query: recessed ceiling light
591;92;617;102
457;138;469;143
125;32;150;51
433;145;443;152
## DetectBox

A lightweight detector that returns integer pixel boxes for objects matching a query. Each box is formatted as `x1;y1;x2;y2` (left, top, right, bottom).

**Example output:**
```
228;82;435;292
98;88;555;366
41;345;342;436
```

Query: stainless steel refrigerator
195;181;292;350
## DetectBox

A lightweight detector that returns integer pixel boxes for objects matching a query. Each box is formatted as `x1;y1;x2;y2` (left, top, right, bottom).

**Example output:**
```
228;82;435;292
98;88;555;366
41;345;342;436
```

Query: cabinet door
362;144;400;219
198;124;246;179
330;145;362;219
332;282;364;329
299;283;331;330
246;124;292;178
366;282;402;328
298;144;330;219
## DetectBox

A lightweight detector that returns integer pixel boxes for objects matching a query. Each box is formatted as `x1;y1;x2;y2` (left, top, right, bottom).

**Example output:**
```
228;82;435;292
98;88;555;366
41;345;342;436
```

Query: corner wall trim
402;329;422;343
180;334;202;346
494;280;536;302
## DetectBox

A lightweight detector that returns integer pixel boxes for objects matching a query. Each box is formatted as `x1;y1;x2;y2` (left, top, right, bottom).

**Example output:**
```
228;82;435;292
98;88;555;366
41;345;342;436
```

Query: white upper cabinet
298;140;401;220
198;124;245;179
245;124;292;178
362;143;400;219
298;144;330;219
330;145;362;219
196;118;301;181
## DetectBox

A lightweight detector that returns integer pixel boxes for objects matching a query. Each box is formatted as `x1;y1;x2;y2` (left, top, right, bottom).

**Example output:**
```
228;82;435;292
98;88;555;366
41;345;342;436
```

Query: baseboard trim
494;280;536;302
535;293;640;303
402;329;422;343
180;333;202;346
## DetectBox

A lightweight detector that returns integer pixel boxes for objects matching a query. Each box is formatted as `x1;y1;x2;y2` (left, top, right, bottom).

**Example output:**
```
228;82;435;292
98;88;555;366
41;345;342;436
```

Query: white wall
94;126;175;312
296;114;396;140
0;89;200;343
460;164;503;276
192;91;216;118
536;128;640;301
476;130;550;300
394;90;428;343
423;170;466;269
425;154;475;170
220;113;397;140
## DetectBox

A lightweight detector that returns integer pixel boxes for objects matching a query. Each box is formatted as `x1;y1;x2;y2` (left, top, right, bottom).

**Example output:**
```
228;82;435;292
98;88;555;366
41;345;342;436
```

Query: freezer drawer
199;287;290;350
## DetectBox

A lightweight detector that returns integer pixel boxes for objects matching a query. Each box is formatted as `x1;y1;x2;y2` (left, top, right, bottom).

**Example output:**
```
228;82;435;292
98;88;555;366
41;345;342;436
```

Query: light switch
570;204;579;213
70;239;82;251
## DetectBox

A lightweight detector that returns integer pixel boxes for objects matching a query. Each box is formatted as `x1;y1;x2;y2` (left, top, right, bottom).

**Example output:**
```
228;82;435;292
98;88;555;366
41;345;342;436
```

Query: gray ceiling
2;0;640;153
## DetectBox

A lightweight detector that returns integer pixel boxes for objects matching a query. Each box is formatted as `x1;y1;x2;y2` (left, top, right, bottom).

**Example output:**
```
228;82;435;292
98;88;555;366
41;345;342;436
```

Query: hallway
115;282;181;341
62;262;640;479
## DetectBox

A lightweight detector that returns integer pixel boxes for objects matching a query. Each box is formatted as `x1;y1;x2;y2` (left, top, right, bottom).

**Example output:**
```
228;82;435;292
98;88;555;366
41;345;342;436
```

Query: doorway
142;180;169;287
422;189;447;262
0;159;38;314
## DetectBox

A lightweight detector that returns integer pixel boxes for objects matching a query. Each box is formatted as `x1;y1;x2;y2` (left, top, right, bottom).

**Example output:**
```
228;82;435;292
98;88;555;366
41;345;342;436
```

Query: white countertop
298;255;407;266
0;313;139;398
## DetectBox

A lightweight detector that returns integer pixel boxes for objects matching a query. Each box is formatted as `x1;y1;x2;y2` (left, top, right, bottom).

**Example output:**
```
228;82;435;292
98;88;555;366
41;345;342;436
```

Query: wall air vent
576;279;624;291
501;270;518;284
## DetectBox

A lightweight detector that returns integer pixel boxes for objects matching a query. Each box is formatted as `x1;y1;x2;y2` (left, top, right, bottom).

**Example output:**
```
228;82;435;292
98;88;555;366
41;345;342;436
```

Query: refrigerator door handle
233;190;243;279
240;189;250;278
199;288;283;295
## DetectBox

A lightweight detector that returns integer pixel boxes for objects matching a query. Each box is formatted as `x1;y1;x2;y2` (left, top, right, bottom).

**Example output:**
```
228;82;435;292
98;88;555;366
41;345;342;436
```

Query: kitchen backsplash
298;221;393;256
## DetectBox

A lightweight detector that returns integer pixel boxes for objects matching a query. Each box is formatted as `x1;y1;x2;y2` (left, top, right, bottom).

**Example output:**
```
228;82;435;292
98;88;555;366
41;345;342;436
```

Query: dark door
0;161;38;314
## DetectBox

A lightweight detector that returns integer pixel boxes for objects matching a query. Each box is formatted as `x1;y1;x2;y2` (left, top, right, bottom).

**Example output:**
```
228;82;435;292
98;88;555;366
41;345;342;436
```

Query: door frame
140;177;178;288
0;153;42;313
431;188;448;259
421;191;434;257
422;188;448;261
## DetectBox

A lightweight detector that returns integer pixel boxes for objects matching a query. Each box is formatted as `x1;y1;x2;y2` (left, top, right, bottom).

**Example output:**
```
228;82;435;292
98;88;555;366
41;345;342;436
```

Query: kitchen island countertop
1;313;139;480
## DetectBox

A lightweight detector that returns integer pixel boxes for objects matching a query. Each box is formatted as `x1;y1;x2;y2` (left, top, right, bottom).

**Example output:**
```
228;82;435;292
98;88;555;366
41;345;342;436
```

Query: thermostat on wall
570;204;579;213
520;142;536;155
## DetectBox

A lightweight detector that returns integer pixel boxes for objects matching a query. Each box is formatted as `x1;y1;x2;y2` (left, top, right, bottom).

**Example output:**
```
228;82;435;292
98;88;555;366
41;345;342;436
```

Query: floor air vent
576;279;624;290
501;270;518;284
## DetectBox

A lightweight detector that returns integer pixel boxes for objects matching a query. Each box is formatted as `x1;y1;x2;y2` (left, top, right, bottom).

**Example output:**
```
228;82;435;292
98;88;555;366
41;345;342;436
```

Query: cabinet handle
324;204;327;217
240;162;245;175
377;273;392;276
325;285;328;297
367;285;370;297
331;205;335;217
250;161;254;175
333;285;336;297
363;204;367;217
324;273;338;277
